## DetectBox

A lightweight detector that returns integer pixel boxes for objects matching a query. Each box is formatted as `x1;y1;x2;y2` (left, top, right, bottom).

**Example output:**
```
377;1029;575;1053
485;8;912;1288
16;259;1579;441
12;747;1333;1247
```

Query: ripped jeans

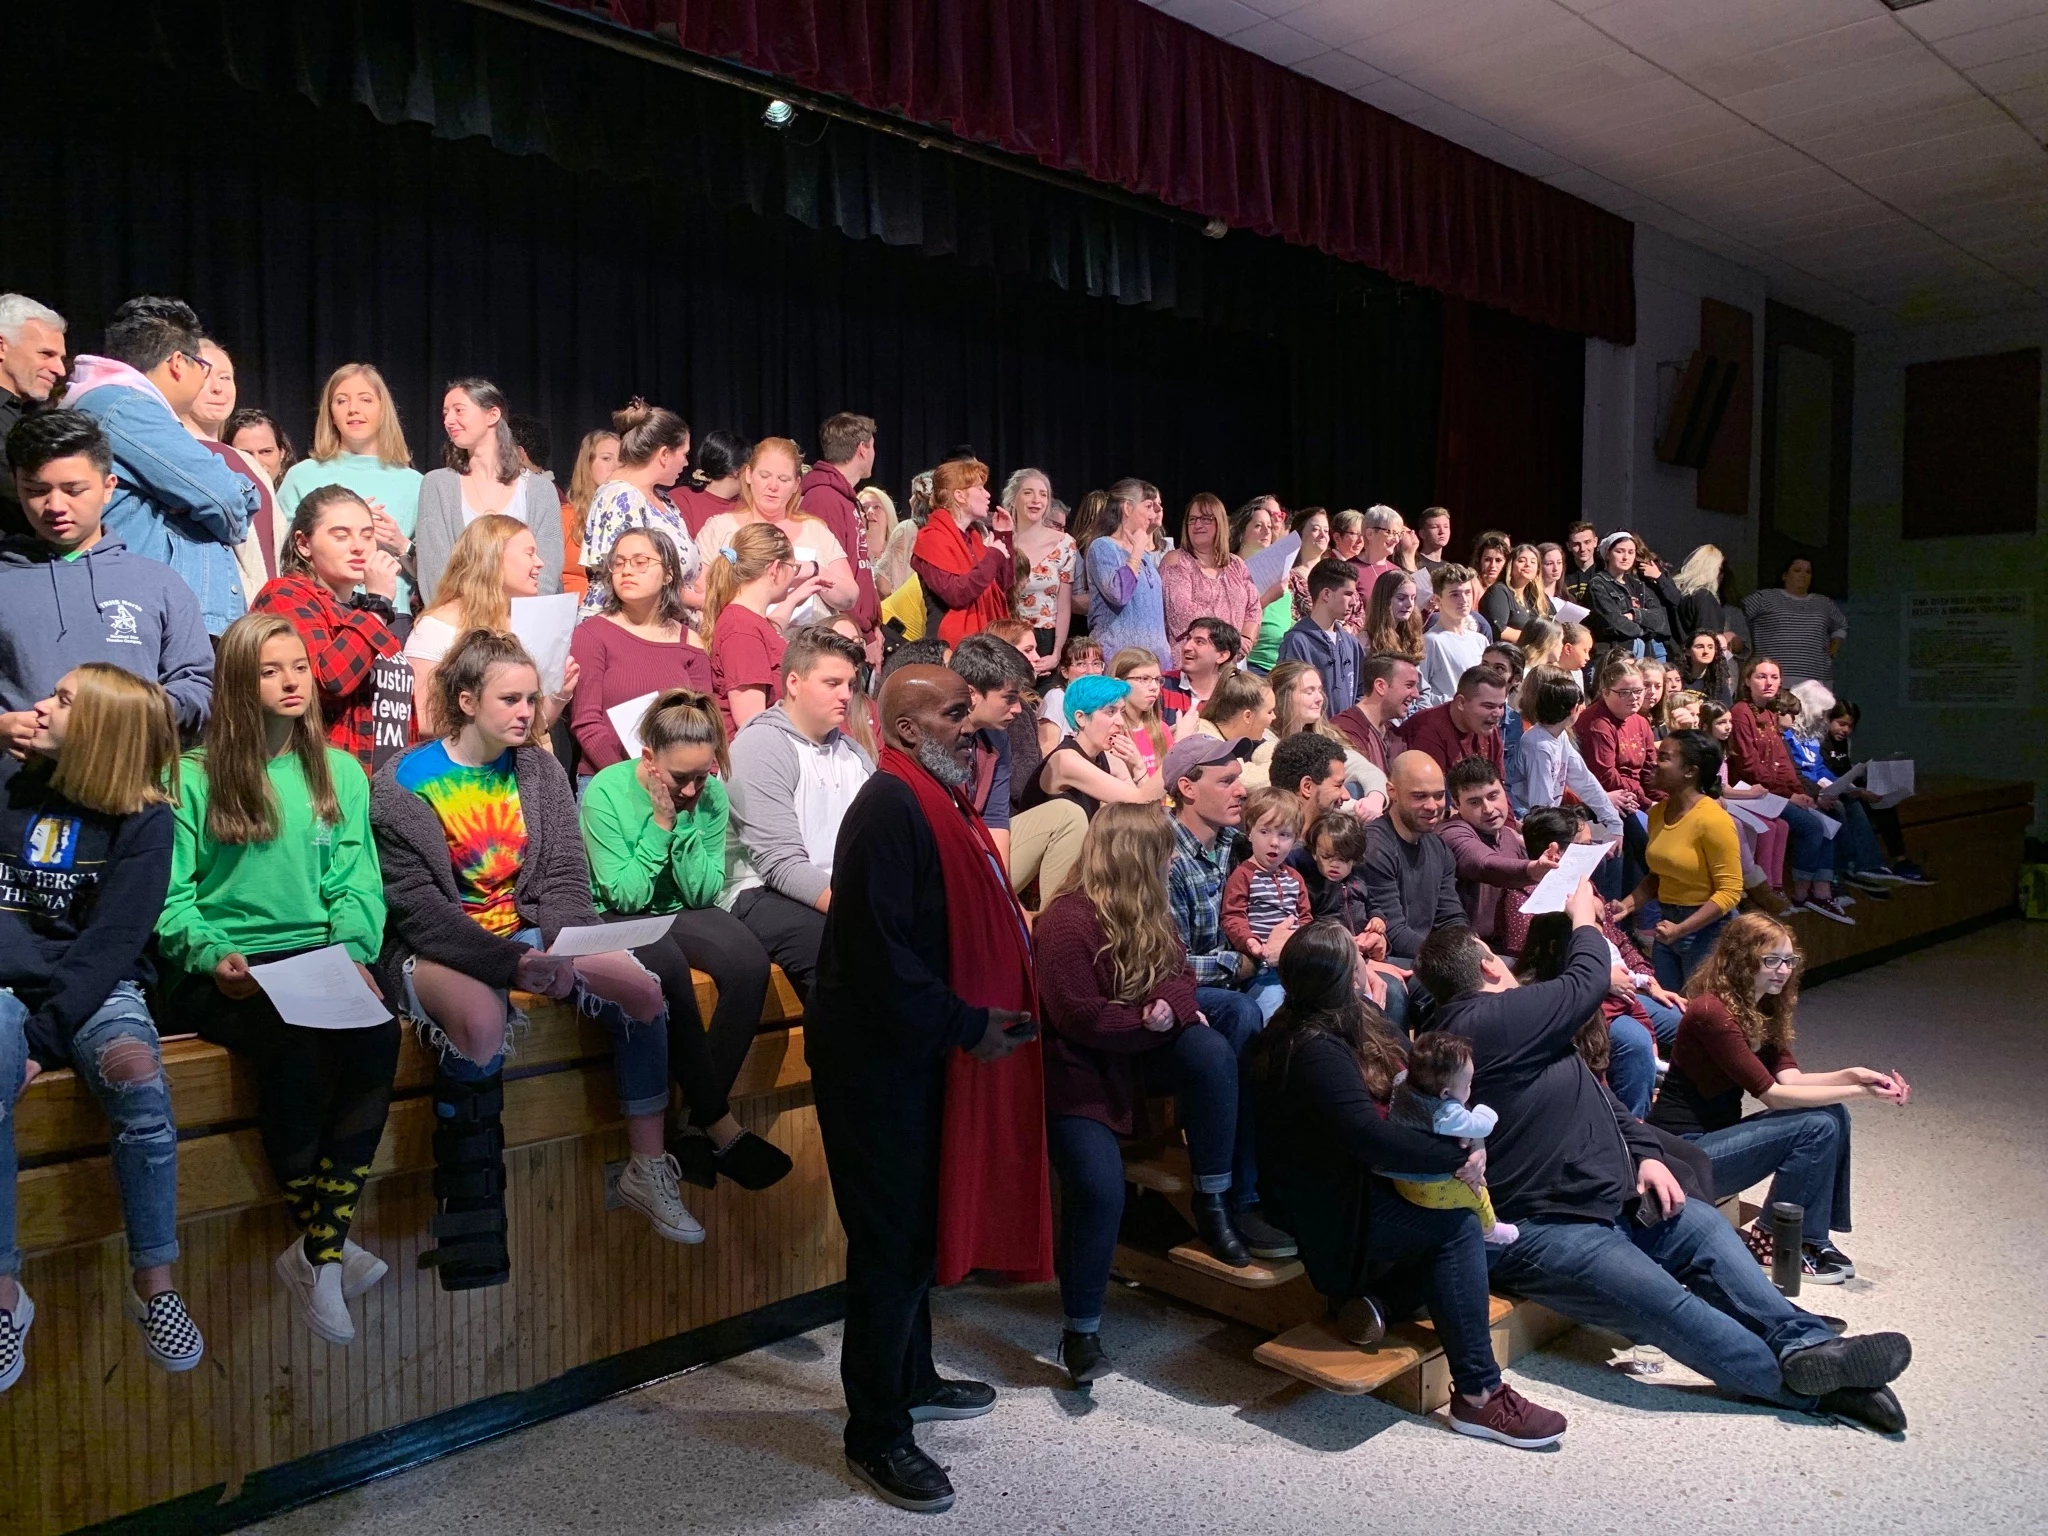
0;983;179;1277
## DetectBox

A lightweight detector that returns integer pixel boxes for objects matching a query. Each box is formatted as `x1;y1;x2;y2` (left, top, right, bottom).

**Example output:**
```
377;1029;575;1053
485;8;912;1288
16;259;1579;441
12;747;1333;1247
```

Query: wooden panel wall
0;1084;841;1535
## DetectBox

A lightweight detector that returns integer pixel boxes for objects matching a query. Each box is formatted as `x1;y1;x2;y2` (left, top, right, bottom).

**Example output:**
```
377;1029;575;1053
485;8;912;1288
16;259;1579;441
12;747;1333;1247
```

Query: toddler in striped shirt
1221;786;1312;1020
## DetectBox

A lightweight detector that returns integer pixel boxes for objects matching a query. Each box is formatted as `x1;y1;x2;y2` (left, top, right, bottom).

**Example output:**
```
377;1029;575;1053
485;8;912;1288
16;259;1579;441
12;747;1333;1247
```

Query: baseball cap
1162;733;1256;791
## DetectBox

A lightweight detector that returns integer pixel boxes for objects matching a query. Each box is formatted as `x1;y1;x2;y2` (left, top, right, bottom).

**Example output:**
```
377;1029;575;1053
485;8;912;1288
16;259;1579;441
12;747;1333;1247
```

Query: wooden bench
2;968;841;1536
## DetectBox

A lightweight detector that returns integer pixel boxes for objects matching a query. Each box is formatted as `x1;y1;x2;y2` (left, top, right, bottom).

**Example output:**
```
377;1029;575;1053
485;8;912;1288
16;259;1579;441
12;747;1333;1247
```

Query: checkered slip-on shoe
124;1288;204;1373
0;1286;33;1393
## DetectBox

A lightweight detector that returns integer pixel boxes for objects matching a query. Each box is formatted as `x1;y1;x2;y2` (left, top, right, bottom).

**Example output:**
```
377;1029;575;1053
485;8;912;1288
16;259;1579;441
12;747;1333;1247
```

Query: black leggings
609;908;773;1127
167;963;401;1262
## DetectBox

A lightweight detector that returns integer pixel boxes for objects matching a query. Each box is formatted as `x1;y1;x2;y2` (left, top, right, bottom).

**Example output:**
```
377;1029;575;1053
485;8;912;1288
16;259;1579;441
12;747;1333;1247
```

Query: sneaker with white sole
340;1239;388;1299
1800;896;1856;926
124;1288;204;1372
275;1240;356;1345
617;1152;705;1244
0;1286;32;1393
1447;1383;1568;1448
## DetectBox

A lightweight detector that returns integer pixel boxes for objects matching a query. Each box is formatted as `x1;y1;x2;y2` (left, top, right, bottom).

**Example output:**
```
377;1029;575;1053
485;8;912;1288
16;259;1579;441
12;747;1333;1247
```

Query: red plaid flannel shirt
251;575;403;769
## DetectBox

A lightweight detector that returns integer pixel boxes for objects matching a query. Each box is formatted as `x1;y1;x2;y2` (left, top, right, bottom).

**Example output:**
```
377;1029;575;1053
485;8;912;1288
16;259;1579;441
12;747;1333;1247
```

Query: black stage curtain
1435;298;1587;549
4;0;1443;516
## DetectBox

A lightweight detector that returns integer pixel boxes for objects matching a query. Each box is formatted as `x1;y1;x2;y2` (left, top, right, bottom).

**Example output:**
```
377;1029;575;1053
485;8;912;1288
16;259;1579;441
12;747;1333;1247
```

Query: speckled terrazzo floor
255;921;2047;1536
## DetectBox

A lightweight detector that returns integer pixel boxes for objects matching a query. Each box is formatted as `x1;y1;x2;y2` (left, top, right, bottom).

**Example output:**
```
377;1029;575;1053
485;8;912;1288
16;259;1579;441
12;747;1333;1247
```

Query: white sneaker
340;1238;389;1299
0;1285;32;1393
617;1153;706;1244
124;1287;205;1372
275;1240;356;1345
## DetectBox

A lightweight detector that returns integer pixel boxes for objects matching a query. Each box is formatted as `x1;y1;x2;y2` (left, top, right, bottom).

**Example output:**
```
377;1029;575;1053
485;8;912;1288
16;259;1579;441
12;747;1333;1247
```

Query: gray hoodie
0;535;215;737
723;702;873;909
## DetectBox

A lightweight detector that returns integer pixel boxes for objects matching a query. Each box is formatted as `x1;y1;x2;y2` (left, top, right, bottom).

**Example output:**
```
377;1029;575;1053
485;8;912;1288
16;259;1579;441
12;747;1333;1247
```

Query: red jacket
1393;701;1504;780
1726;702;1803;797
797;461;879;634
251;574;406;769
1576;697;1659;805
1033;890;1201;1134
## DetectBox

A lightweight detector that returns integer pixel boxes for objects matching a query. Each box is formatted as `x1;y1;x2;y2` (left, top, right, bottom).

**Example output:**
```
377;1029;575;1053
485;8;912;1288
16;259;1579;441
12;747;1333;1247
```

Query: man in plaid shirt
1160;734;1296;1261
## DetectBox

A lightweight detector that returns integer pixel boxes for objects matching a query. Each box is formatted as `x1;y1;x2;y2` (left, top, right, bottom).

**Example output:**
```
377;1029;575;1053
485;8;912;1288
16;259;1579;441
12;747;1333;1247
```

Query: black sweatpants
166;963;401;1258
607;907;773;1126
732;886;827;1002
809;1027;947;1460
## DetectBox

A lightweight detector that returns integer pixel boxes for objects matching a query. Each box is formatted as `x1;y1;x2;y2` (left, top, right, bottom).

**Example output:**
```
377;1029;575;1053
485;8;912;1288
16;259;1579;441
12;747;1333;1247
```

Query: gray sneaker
1233;1204;1298;1260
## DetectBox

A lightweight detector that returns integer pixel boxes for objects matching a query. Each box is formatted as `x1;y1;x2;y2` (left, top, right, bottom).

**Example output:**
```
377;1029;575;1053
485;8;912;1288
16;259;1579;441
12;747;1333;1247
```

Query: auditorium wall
1840;310;2048;836
1582;225;1767;576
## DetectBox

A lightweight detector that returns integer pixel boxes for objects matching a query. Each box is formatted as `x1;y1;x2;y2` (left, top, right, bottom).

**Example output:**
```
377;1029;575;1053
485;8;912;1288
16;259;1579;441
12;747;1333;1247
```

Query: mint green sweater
580;760;730;915
157;747;386;973
277;452;425;610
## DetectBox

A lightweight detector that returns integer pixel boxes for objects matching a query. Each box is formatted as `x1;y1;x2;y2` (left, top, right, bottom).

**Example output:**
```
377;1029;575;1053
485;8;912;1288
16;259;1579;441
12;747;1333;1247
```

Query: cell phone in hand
1002;1013;1038;1039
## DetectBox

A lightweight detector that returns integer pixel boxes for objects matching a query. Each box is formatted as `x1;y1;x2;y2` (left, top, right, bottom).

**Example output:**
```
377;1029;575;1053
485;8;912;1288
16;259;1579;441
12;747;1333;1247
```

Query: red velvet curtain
562;0;1636;343
1435;298;1586;548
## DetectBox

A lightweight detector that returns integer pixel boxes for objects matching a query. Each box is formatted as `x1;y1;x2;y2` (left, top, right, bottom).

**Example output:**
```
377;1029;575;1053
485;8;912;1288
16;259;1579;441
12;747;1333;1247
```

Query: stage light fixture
762;99;797;129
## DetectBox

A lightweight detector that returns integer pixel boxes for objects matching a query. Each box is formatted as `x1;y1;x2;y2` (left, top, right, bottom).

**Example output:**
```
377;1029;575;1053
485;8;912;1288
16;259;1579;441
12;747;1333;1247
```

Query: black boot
1061;1329;1109;1387
420;1068;510;1292
1192;1192;1251;1267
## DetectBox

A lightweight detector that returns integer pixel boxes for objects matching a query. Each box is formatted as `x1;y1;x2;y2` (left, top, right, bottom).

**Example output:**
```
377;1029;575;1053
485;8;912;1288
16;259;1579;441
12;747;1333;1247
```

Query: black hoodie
0;763;173;1061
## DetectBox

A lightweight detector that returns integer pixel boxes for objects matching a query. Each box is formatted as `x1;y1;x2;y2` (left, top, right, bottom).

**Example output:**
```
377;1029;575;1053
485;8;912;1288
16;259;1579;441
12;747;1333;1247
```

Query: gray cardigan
369;741;596;994
413;469;564;606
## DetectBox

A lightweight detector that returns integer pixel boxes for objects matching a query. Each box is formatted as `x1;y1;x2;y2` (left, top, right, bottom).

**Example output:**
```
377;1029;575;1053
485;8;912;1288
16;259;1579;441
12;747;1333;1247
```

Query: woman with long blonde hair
406;513;578;735
559;428;620;598
1;663;205;1384
696;437;856;622
1650;914;1911;1294
276;362;424;610
1252;661;1380;808
1034;803;1252;1384
1109;646;1172;780
156;615;394;1346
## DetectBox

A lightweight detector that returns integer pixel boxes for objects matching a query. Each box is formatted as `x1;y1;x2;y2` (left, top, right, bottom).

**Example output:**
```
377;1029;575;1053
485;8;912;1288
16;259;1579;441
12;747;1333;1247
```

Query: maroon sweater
1393;701;1503;779
568;617;715;770
798;460;879;634
1033;889;1201;1134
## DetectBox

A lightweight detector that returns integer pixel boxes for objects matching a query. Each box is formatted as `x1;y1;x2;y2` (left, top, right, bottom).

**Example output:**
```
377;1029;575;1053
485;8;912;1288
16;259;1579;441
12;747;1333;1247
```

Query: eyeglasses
1608;685;1646;699
1759;954;1798;970
180;350;214;377
610;554;661;573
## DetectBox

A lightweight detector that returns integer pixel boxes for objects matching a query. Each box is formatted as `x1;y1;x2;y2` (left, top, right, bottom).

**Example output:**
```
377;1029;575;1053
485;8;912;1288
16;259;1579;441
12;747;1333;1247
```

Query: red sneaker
1448;1383;1568;1448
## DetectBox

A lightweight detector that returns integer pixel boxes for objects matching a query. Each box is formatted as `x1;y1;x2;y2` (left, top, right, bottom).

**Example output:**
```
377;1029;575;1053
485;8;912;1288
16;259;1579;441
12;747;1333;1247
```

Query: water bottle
1770;1201;1804;1296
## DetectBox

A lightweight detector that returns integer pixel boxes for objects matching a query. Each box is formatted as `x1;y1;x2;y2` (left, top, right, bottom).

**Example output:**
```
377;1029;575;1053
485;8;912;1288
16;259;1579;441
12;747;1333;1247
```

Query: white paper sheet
1726;802;1774;836
547;914;678;957
1867;758;1915;808
1553;599;1590;627
606;690;660;760
248;945;391;1030
1728;784;1789;818
1520;839;1610;915
1244;533;1301;595
509;593;579;695
1816;812;1841;840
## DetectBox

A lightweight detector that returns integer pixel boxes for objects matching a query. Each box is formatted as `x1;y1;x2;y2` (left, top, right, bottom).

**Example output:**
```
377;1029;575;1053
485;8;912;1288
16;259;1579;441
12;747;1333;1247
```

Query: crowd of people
0;292;1923;1511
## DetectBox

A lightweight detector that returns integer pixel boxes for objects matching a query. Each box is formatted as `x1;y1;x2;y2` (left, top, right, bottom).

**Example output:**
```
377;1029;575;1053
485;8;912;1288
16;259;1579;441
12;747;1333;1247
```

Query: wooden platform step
1254;1322;1426;1396
1167;1242;1304;1288
1121;1145;1191;1196
1254;1294;1572;1413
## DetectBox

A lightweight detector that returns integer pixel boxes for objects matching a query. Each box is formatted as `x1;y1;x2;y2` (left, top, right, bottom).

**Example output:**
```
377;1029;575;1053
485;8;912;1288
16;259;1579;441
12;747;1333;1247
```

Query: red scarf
913;513;1010;646
878;745;1052;1285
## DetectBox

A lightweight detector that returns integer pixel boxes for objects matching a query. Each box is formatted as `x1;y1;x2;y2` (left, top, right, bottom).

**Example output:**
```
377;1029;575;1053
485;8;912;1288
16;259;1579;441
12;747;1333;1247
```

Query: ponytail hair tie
720;546;738;563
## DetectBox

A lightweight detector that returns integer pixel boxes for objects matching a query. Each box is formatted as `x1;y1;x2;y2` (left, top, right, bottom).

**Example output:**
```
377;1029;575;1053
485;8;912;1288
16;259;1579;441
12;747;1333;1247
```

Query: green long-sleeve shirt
157;747;386;974
581;760;730;915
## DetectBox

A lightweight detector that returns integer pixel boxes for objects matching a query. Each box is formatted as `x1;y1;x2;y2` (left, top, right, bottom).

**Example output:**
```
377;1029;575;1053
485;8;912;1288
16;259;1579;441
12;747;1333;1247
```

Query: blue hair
1064;674;1131;728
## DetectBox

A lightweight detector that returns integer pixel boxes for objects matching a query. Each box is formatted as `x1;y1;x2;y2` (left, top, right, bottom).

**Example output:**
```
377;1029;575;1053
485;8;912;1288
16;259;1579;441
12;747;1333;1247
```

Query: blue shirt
1276;619;1365;716
1084;539;1171;670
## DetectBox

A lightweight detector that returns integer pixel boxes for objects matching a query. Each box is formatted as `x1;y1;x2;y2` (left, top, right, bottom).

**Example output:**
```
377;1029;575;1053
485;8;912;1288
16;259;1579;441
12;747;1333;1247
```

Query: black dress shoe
1330;1295;1386;1349
1780;1332;1912;1397
1232;1204;1299;1260
1819;1384;1907;1433
847;1444;955;1513
1061;1330;1109;1386
714;1129;794;1191
1192;1192;1251;1267
909;1378;996;1422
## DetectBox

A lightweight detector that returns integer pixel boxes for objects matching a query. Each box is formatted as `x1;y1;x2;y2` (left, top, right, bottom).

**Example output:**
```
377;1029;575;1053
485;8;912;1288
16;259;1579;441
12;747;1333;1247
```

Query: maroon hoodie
798;460;878;633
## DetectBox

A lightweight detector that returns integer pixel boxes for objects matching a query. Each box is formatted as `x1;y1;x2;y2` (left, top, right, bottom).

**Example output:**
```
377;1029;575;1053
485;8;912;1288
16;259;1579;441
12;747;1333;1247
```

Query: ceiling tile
1897;0;2048;46
1225;17;1331;67
1926;12;2048;70
1157;0;1268;35
1964;49;2048;94
1289;47;1386;93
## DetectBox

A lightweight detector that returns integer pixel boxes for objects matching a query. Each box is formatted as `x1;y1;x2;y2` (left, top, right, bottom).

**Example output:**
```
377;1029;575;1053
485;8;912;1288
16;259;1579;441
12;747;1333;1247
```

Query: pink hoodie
63;354;175;414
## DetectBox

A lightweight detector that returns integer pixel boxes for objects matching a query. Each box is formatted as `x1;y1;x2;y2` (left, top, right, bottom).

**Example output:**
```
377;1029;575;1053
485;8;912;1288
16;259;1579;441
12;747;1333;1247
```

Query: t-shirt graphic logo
99;597;144;645
24;814;80;870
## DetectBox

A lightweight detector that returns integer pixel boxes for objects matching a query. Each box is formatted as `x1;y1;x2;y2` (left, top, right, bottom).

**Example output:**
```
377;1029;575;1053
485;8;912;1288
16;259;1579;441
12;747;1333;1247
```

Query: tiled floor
256;922;2047;1536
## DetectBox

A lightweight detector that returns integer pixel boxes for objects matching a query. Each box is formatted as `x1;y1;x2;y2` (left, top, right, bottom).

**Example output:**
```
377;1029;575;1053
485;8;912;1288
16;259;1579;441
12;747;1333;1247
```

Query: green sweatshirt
581;759;730;915
157;747;386;974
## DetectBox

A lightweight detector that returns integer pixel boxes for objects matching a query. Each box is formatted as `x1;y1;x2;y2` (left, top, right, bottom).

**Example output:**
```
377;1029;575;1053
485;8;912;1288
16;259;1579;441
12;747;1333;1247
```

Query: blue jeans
1687;1105;1850;1246
1246;965;1285;1022
1651;902;1729;992
1196;987;1263;1208
1779;803;1835;885
1607;1013;1658;1118
1048;1022;1239;1329
1833;801;1889;878
0;984;179;1277
1376;962;1417;1035
1488;1198;1837;1408
1362;1182;1500;1398
1636;990;1681;1051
